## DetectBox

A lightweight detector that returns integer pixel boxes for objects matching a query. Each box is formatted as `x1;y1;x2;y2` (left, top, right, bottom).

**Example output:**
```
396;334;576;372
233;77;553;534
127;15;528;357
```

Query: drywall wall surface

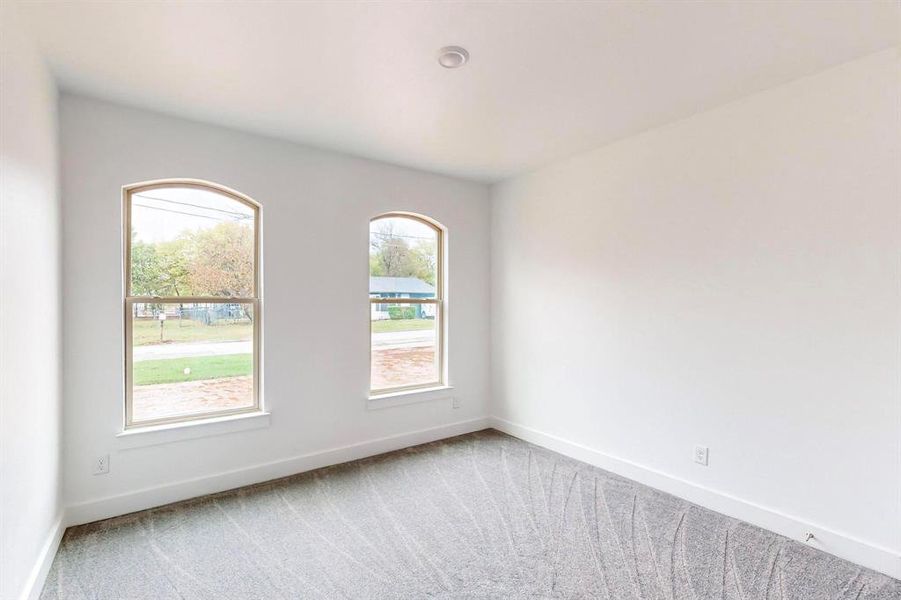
0;3;63;598
491;50;900;558
59;95;490;508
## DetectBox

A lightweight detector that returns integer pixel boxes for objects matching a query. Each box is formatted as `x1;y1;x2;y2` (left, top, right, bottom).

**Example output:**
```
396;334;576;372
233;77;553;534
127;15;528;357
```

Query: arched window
369;213;444;394
123;180;261;427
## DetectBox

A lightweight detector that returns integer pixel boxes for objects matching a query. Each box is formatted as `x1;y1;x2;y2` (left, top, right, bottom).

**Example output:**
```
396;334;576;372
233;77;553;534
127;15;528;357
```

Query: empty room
1;1;899;598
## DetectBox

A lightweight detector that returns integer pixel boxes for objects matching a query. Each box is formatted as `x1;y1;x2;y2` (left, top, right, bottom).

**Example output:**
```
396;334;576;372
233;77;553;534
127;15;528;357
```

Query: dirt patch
133;376;253;422
371;346;438;390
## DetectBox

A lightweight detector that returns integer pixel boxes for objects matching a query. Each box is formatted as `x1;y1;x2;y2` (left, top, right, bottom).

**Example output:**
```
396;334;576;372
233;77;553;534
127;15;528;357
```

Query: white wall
491;50;900;572
59;95;490;514
0;3;63;599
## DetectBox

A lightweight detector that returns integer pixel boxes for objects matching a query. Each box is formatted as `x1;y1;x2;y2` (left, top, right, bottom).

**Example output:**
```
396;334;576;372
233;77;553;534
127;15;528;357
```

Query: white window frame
369;212;445;395
123;179;262;429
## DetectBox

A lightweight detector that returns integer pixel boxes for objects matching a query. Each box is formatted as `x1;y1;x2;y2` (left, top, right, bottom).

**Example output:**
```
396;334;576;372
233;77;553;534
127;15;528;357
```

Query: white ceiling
19;1;899;182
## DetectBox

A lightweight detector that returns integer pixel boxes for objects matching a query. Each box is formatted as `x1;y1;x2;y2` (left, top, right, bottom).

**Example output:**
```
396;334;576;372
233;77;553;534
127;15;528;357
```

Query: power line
370;231;435;242
134;193;253;219
132;203;240;222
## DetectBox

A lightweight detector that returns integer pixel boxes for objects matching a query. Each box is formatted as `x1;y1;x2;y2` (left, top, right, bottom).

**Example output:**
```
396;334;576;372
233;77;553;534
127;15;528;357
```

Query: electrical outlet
693;445;709;466
451;397;461;409
93;454;110;475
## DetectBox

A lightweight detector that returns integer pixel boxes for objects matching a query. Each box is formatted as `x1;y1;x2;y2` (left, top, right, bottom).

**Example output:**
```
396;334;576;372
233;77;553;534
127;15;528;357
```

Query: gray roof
370;276;435;295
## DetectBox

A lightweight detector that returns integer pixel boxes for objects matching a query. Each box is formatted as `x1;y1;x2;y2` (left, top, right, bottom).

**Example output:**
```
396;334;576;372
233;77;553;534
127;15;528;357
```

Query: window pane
371;302;439;391
130;187;255;297
130;302;254;423
369;216;438;300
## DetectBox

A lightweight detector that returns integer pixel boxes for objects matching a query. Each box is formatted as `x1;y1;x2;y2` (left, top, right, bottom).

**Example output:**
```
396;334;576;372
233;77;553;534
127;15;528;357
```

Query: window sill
116;411;271;449
367;385;454;410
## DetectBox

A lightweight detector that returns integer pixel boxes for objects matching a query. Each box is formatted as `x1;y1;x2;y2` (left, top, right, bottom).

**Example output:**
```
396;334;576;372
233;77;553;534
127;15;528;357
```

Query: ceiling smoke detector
437;46;469;69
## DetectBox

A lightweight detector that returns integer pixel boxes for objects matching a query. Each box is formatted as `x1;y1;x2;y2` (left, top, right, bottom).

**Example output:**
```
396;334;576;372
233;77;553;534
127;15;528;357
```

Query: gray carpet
42;430;899;599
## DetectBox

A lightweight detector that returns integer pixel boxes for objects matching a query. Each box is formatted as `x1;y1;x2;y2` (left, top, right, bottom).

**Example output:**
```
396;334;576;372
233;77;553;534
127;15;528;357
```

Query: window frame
122;179;262;429
369;212;445;395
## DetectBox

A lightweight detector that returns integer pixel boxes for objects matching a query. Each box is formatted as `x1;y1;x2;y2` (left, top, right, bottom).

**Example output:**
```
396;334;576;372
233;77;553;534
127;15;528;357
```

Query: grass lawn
134;353;252;386
371;319;434;333
133;318;252;346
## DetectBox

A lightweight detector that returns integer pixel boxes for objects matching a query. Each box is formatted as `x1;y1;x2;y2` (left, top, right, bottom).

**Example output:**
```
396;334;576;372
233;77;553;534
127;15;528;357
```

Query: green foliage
410;240;437;286
155;238;192;296
388;306;417;320
369;253;385;277
189;223;254;297
369;220;437;286
130;221;253;297
131;237;162;295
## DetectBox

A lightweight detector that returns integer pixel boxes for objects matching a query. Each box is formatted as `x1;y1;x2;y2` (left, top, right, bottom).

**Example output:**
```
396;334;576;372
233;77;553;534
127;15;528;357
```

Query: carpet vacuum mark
41;430;900;599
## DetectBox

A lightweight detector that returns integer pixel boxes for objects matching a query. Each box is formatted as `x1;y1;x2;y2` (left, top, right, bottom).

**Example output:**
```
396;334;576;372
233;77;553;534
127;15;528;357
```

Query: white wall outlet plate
93;454;110;475
694;445;709;466
452;397;461;409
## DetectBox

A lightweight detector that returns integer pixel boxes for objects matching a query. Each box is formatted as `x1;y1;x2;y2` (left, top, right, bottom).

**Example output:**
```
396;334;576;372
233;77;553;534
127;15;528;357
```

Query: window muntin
124;181;260;428
369;214;443;394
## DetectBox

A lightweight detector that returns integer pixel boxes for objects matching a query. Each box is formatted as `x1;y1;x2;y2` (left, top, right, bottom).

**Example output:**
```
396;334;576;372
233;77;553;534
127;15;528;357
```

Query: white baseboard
490;416;901;580
19;513;66;600
66;417;491;527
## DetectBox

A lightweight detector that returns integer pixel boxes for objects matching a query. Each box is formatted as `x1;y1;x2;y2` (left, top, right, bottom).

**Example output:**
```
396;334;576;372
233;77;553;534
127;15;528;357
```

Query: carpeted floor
42;429;899;599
